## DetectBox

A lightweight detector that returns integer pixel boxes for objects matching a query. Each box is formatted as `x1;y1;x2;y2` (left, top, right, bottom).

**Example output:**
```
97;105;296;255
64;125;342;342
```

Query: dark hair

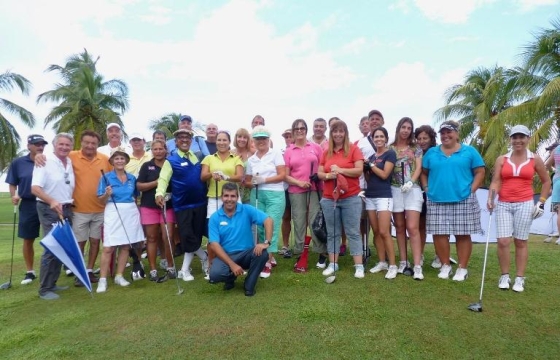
391;117;415;147
371;126;389;142
221;182;238;195
152;130;167;140
81;130;101;143
368;109;384;120
328;117;341;126
252;115;265;126
291;119;307;132
314;117;326;124
150;139;168;150
415;125;437;152
217;131;231;142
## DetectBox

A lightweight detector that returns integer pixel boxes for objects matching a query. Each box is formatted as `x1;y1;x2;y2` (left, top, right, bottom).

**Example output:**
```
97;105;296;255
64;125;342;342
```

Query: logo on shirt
148;166;155;170
220;221;228;226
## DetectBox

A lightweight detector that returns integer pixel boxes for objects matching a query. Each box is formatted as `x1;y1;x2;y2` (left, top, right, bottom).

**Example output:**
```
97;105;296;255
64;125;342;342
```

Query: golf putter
401;161;413;276
326;178;338;284
0;205;17;290
160;194;184;295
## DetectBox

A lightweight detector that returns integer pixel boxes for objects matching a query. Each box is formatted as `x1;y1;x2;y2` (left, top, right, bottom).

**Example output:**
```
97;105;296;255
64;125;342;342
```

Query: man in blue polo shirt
208;182;272;296
166;115;209;159
5;134;48;285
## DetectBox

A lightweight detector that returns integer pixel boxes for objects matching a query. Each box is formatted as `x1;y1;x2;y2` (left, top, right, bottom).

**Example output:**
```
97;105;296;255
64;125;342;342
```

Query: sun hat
109;147;130;165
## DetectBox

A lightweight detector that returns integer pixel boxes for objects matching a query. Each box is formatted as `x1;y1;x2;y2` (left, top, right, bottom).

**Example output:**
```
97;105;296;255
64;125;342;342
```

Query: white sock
87;269;92;273
181;252;194;273
194;247;208;260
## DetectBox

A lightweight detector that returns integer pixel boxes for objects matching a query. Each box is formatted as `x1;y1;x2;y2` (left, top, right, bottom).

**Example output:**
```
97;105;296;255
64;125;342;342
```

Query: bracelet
326;173;330;180
540;196;547;203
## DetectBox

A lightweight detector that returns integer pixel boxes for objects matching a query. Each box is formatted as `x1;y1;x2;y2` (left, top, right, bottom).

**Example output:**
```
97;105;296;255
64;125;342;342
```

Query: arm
545;154;555;171
371;161;394;180
411;156;422;183
471;166;485;194
230;164;244;183
535;155;552;203
331;161;364;178
263;165;286;184
32;185;63;216
9;184;20;206
420;168;429;192
208;242;245;276
155;160;172;207
285;166;310;189
200;164;213;182
136;165;157;192
487;156;503;210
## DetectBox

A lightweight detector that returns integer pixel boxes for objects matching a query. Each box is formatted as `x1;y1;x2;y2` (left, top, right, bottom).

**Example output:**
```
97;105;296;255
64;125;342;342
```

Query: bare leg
116;246;130;275
99;246;115;279
393;212;407;262
514;238;528;277
145;224;160;271
22;238;35;272
405;210;422;266
281;207;291;249
433;235;450;265
455;235;472;268
87;238;100;270
497;237;511;274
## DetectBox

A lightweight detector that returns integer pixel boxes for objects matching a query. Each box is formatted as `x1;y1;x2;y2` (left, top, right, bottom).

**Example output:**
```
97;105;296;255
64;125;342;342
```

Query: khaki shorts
72;212;104;241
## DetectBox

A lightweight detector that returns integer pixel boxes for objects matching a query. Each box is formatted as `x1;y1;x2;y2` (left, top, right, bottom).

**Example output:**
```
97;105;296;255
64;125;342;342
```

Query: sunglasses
293;127;306;132
254;137;268;141
64;172;70;185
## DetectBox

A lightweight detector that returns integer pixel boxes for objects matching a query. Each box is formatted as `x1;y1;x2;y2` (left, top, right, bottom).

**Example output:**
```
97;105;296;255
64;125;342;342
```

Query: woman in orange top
488;125;550;292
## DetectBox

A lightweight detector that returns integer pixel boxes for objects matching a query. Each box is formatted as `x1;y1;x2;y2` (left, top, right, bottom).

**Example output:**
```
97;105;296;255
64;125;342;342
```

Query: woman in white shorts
364;127;398;279
488;125;550;292
390;117;424;280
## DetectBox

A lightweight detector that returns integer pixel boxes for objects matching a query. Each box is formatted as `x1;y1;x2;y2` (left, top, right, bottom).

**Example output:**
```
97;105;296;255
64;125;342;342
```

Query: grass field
1;195;560;359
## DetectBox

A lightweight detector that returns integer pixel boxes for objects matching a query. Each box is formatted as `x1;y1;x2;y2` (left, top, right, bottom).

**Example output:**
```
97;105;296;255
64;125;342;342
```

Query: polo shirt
69;150;111;213
97;170;138;203
320;144;364;200
283;142;323;194
126;151;152;178
201;153;244;198
32;154;75;204
5;154;36;200
138;159;171;209
246;148;285;192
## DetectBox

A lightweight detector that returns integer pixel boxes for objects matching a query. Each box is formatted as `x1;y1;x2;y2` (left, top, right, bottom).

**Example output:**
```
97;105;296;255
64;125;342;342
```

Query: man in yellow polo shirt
126;133;152;178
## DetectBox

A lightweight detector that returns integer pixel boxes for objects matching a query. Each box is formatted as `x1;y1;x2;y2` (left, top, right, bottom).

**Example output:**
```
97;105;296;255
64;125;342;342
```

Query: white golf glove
252;175;266;185
214;171;230;181
401;181;413;193
532;201;545;219
358;190;365;198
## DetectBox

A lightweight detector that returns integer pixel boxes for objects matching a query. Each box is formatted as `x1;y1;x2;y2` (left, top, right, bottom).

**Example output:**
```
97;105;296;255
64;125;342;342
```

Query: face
153;133;166;142
359;119;370;136
331;127;345;146
372;130;387;148
283;133;293;146
54;137;72;158
175;134;192;152
216;132;231;153
253;136;269;151
236;134;248;149
151;142;167;160
107;126;122;143
112;154;127;169
179;121;192;130
81;135;99;157
313;121;326;137
130;138;145;151
293;123;307;141
398;121;413;141
222;189;239;212
28;142;46;155
439;129;458;146
251;116;264;128
206;124;218;139
369;114;384;130
510;134;529;150
416;131;432;152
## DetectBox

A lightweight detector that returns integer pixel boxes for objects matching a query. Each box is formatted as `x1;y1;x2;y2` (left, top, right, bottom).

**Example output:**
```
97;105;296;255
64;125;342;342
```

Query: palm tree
0;71;35;173
149;113;207;139
37;49;129;148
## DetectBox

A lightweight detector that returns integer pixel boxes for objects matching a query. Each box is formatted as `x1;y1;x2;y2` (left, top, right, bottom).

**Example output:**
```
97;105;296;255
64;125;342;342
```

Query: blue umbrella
40;220;92;293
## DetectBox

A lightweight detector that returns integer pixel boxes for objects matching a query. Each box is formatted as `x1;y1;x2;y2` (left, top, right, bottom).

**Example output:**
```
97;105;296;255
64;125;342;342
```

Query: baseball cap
107;122;121;130
439;123;459;133
179;115;192;123
27;134;48;145
173;129;194;137
252;126;271;138
509;125;530;137
282;129;292;137
129;133;145;141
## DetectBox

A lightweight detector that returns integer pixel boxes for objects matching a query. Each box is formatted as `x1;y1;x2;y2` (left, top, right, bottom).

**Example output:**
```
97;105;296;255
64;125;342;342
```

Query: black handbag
311;190;327;244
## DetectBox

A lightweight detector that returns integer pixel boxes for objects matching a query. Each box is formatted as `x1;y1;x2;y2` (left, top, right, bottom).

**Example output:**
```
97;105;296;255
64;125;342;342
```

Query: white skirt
103;202;145;247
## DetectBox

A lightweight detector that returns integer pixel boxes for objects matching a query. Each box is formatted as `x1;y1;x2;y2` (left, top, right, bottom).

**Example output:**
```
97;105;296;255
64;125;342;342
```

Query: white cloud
139;5;173;25
392;0;496;24
514;0;559;12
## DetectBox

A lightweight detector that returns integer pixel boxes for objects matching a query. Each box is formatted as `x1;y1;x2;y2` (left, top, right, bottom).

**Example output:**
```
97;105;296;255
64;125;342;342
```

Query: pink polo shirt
284;142;323;194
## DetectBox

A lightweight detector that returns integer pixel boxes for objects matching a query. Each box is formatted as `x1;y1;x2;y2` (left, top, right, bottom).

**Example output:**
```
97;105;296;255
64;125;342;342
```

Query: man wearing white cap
126;133;152;178
98;122;132;156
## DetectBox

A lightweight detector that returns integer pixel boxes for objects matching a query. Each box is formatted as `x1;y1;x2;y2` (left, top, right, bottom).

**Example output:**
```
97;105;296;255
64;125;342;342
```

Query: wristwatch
263;240;271;246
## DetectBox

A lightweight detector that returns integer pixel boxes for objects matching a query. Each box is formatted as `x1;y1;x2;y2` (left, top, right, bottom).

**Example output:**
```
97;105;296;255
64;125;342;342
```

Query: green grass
1;194;560;359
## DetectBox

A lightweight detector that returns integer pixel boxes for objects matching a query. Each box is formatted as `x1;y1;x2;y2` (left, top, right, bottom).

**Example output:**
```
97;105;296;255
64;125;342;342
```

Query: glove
252;175;266;185
214;171;230;181
363;162;371;172
532;201;545;219
401;181;413;193
310;173;320;183
358;190;365;198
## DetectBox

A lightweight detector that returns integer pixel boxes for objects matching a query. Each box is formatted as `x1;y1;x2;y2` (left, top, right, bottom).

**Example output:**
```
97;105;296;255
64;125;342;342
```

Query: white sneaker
159;259;168;270
114;275;130;287
354;265;365;279
438;264;453;279
556;238;560;245
498;274;511;290
512;277;525;292
322;263;339;276
452;267;468;281
413;265;424;280
96;278;107;293
369;261;388;273
316;255;327;269
397;261;410;274
202;258;209;278
178;270;194;282
431;256;442;269
385;265;398;279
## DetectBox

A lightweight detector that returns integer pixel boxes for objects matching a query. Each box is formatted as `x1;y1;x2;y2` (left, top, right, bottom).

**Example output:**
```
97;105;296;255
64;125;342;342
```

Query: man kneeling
208;182;272;296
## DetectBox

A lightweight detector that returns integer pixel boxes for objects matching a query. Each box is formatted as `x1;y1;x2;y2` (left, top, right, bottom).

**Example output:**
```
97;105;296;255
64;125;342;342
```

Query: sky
1;0;559;189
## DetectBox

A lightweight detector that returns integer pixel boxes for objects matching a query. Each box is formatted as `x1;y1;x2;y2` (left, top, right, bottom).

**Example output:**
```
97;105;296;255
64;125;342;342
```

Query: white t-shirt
32;154;75;204
97;143;133;157
246;148;286;192
357;136;375;190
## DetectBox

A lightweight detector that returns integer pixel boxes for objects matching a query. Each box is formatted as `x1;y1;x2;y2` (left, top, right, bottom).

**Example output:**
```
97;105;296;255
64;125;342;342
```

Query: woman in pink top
284;119;327;267
488;125;550;292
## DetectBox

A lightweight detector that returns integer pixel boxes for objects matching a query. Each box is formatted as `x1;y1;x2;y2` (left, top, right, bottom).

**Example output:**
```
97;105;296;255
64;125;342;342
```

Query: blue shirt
97;171;138;203
166;136;210;158
208;203;269;253
5;154;35;200
422;144;484;202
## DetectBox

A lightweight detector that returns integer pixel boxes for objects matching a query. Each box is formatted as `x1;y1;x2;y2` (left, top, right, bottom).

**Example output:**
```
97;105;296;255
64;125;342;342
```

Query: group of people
5;110;551;298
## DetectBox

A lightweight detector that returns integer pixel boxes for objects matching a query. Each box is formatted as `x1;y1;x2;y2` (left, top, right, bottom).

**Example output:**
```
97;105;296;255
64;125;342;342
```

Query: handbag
311;190;327;244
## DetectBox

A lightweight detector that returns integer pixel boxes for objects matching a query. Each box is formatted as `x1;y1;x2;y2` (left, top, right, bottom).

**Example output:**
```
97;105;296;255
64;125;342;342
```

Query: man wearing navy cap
166;115;209;159
5;134;48;285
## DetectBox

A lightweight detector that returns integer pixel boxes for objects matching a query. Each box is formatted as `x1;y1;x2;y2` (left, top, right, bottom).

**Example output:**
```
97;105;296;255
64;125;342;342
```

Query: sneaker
413;265;424;280
316;254;327;269
369;261;389;274
114;275;130;287
149;270;158;282
201;257;209;276
438;264;453;279
65;269;74;276
556;238;560;245
283;249;292;259
431;256;442;269
132;270;144;281
354;265;365;279
97;278;107;293
397;261;410;274
278;246;288;255
93;268;101;274
512;277;525;292
178;270;194;282
322;263;339;276
385;265;398;279
159;259;168;270
39;291;60;300
498;274;510;290
21;272;36;285
270;257;277;268
74;277;84;287
260;263;272;278
88;272;99;283
339;244;347;256
544;236;554;243
167;269;177;279
452;267;468;281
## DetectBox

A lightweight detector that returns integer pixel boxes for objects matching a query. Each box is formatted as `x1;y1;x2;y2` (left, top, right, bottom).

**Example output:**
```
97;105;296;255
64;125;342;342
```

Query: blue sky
1;0;559;190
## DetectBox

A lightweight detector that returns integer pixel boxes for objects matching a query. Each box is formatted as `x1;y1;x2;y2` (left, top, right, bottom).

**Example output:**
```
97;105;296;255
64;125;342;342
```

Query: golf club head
468;302;483;312
325;275;336;284
0;281;12;290
177;288;184;295
403;266;414;276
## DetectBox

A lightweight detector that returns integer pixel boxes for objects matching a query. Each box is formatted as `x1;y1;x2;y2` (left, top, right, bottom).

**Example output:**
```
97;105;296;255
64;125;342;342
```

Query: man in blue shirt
208;182;272;296
5;134;48;285
166;115;209;159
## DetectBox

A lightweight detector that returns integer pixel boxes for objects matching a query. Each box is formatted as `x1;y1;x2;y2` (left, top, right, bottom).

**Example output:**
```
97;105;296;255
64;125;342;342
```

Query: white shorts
495;200;533;240
391;186;424;213
365;198;393;212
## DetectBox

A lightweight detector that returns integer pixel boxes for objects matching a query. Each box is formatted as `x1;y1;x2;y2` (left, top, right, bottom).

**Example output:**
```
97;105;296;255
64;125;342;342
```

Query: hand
11;194;20;206
213;171;230;181
299;180;311;189
532;201;545;219
34;154;47;168
330;165;341;174
49;200;63;216
310;173;319;183
253;243;269;256
105;186;113;197
229;263;245;276
486;199;494;210
252;175;266;185
155;195;165;208
401;181;413;193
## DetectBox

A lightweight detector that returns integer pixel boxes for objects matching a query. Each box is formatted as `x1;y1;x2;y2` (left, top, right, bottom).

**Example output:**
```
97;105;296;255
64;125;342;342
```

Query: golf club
362;200;371;269
253;172;259;245
468;190;495;312
326;179;338;284
401;161;413;276
159;194;184;295
0;205;17;290
100;170;145;281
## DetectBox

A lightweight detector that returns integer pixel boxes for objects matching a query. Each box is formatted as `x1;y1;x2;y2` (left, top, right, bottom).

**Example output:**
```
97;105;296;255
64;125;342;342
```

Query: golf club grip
401;161;405;185
489;189;496;215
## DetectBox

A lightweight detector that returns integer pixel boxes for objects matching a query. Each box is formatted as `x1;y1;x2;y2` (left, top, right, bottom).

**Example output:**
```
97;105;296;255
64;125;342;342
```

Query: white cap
107;122;121;130
129;132;145;141
509;125;530;137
